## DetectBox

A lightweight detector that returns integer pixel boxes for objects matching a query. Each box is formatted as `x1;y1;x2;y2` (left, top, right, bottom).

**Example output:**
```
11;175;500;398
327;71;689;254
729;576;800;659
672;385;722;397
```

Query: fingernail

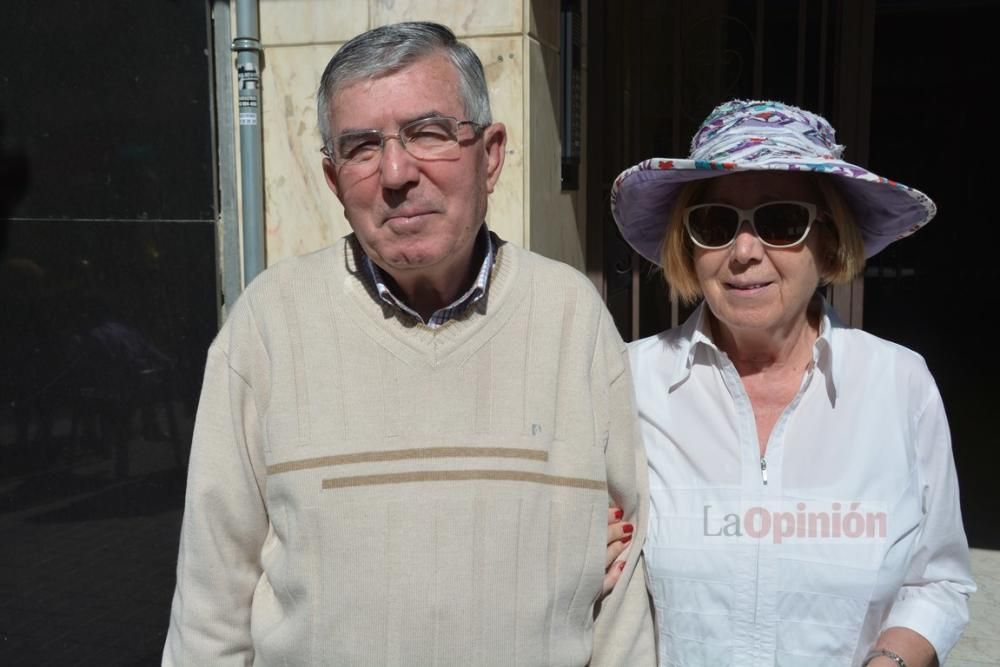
614;508;624;520
622;535;632;544
618;561;626;571
623;523;633;534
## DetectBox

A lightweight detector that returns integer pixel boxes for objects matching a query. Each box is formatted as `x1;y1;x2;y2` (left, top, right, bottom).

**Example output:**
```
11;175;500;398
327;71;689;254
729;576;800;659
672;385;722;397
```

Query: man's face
321;53;506;281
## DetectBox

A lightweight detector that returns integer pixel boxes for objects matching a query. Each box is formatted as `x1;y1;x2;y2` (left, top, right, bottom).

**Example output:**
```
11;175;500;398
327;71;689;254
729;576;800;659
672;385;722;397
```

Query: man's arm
589;311;656;666
163;311;271;665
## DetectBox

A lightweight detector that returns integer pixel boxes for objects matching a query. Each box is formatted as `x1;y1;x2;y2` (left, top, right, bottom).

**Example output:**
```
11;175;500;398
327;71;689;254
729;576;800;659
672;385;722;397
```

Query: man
164;22;652;666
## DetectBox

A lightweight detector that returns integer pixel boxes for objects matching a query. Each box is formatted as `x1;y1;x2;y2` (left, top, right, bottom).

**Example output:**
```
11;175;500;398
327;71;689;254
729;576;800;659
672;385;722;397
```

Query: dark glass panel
0;218;217;662
0;0;215;221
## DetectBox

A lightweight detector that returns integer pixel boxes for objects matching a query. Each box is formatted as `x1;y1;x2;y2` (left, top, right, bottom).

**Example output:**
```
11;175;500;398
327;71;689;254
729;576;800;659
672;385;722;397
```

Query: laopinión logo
702;500;888;544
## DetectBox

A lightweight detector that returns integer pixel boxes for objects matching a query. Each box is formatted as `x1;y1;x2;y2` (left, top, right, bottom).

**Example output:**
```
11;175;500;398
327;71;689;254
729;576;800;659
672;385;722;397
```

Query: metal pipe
232;0;265;284
212;0;242;319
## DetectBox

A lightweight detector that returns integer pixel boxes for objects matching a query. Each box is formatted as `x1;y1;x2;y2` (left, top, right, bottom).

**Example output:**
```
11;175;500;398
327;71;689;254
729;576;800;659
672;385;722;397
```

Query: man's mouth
383;210;434;227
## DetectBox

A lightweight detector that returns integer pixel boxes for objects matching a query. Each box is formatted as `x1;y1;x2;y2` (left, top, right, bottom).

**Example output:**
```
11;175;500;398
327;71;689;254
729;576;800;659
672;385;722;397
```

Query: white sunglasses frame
683;200;823;250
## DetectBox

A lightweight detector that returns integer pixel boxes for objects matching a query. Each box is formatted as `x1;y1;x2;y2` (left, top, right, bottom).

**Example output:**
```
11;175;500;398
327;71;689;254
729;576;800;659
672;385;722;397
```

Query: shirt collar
813;296;840;401
360;224;495;328
667;301;716;389
669;294;840;399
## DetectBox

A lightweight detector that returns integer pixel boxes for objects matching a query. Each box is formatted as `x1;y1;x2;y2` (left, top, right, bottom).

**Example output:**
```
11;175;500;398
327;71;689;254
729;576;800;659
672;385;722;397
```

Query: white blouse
630;300;974;667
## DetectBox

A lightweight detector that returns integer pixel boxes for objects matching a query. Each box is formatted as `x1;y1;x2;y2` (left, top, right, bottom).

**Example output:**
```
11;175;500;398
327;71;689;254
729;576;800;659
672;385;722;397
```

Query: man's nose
379;137;420;190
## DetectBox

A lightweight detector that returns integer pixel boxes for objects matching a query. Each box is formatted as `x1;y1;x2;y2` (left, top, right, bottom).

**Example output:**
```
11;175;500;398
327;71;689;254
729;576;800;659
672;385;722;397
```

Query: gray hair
316;22;492;149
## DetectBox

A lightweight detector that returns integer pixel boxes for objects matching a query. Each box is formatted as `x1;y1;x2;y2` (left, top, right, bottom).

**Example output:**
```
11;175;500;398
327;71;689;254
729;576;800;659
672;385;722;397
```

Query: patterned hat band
695;129;845;164
691;101;845;163
692;101;838;150
610;99;937;264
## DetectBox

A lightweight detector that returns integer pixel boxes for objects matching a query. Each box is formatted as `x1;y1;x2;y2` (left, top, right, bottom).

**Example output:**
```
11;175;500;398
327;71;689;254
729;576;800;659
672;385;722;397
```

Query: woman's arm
865;626;938;667
876;374;976;664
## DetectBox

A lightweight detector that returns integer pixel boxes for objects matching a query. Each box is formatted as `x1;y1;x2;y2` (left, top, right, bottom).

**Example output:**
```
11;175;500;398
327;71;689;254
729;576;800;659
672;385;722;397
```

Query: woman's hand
864;627;939;667
603;506;634;596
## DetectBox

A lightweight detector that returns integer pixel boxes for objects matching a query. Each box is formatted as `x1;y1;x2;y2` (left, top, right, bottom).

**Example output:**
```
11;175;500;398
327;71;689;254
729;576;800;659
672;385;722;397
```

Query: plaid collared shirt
360;225;496;328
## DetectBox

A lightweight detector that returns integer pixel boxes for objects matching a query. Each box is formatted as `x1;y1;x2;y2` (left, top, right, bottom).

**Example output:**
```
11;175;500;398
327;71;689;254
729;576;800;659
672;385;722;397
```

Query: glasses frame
321;116;486;168
683;200;825;250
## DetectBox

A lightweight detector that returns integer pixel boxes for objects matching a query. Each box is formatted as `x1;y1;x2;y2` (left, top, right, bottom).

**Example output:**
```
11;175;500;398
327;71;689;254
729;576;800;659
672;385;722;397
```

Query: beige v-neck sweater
163;235;654;666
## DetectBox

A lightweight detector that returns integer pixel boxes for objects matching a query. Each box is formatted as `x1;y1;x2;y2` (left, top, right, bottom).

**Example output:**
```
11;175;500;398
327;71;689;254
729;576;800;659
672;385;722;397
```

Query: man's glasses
683;201;825;249
323;116;485;173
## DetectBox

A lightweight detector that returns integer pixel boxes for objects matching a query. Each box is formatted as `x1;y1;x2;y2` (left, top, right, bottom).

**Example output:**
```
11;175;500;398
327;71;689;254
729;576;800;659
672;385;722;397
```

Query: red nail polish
618;560;626;571
614;508;624;520
622;535;632;544
623;523;633;534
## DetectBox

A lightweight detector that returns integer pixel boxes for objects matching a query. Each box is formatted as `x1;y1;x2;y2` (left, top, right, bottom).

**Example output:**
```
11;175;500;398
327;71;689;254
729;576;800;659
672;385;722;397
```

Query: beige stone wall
525;7;587;272
247;0;586;271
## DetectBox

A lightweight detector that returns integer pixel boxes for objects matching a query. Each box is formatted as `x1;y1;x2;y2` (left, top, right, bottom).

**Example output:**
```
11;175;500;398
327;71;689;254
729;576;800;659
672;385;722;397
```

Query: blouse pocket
645;545;742;667
771;512;898;663
775;475;925;664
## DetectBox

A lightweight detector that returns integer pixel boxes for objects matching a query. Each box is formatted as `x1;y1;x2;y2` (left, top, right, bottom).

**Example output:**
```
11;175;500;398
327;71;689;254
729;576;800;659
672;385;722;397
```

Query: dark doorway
863;1;1000;549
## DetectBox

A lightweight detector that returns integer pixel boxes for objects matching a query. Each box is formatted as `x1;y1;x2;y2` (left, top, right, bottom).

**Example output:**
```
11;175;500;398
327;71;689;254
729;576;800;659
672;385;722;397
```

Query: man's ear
322;156;343;201
482;122;507;194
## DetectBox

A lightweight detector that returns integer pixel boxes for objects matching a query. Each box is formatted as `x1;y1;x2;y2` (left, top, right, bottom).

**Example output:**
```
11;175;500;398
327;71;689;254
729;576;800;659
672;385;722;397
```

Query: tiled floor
0;435;185;666
950;548;1000;666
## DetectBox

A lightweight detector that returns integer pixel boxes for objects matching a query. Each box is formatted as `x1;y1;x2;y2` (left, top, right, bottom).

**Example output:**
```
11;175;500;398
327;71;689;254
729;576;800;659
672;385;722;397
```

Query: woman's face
692;171;827;339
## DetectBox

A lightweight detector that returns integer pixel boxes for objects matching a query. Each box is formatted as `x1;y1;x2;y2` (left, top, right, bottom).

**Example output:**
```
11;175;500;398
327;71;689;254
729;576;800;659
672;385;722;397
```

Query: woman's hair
660;173;866;304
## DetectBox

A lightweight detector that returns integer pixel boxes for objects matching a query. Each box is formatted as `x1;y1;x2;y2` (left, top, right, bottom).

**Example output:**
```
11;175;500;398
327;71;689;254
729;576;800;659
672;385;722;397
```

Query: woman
609;100;975;666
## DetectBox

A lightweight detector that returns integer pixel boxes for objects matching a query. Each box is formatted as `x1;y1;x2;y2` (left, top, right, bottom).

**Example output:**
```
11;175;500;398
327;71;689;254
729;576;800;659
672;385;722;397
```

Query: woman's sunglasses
683;201;825;249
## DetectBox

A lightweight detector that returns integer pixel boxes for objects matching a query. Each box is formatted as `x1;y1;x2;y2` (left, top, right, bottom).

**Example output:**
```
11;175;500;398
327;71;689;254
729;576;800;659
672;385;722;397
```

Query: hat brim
610;158;936;265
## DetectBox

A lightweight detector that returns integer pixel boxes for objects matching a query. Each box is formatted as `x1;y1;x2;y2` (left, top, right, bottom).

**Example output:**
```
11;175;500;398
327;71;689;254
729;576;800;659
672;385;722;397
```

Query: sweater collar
356;224;496;328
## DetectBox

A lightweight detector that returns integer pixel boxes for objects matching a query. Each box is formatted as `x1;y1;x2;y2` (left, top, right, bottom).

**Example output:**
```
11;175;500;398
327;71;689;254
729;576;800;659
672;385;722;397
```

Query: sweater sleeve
882;377;976;663
162;304;271;666
590;311;656;667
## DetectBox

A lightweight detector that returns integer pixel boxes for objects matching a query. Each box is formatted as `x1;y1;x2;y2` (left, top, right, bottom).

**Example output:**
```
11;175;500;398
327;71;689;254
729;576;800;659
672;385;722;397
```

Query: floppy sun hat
609;99;937;265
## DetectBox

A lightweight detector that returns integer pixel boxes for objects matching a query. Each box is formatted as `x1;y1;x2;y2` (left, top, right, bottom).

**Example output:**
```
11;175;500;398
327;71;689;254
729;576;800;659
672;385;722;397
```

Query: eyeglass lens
333;117;463;165
687;203;813;248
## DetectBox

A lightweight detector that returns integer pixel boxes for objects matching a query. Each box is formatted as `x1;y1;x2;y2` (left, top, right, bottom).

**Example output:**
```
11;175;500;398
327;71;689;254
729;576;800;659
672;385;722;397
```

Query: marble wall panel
526;39;585;270
259;0;368;46
370;0;521;37
260;44;351;262
464;36;525;247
